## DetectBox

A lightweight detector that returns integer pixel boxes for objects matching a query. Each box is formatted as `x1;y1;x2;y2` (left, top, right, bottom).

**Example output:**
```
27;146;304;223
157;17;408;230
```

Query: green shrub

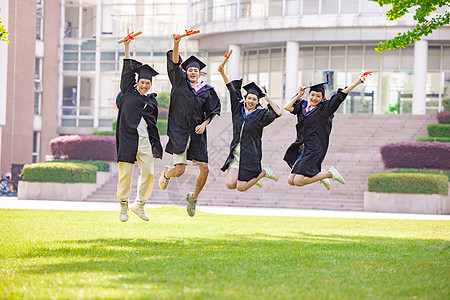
49;160;109;172
427;124;450;138
112;119;117;131
368;173;448;195
443;98;450;111
22;162;97;183
417;137;450;143
157;119;168;135
91;130;116;136
390;169;450;181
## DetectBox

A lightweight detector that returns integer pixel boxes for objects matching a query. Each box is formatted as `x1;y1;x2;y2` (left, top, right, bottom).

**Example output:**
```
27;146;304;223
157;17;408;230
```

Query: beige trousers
117;136;154;204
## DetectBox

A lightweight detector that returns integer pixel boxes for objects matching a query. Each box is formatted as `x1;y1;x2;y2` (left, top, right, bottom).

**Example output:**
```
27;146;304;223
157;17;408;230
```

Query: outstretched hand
172;34;181;43
218;65;225;74
195;123;206;135
298;86;305;98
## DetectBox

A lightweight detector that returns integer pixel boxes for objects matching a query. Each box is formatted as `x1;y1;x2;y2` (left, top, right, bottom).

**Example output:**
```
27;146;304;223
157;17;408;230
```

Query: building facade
1;0;449;175
0;0;59;174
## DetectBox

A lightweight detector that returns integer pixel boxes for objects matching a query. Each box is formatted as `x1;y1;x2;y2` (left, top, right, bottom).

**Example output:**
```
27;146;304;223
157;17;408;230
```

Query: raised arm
172;34;181;64
124;38;131;59
218;65;230;84
284;86;304;112
342;74;367;94
264;93;282;117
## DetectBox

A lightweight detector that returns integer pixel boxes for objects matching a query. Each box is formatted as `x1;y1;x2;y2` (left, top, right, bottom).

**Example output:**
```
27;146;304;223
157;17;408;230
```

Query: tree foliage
0;8;10;43
370;0;450;52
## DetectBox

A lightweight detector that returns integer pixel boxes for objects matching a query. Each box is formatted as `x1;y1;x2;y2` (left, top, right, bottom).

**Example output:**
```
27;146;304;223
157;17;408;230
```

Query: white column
0;0;8;127
285;41;299;104
0;0;9;172
412;40;428;115
228;44;241;80
93;0;102;128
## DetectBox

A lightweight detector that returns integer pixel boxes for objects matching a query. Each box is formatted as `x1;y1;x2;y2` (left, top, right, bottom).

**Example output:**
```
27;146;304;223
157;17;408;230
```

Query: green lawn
0;207;449;299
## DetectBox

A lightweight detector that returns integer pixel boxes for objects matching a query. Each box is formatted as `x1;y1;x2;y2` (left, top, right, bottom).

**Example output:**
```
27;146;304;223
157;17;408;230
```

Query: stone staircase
86;113;435;211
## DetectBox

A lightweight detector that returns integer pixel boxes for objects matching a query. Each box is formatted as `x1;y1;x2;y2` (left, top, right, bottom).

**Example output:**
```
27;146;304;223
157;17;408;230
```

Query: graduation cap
181;55;206;71
136;64;159;82
243;82;265;99
289;72;330;100
304;72;330;95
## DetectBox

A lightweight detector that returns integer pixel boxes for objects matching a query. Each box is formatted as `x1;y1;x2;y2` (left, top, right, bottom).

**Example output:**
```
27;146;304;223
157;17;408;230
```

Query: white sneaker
319;169;331;190
186;192;197;217
320;178;331;190
262;165;278;181
329;166;345;185
255;180;263;188
119;202;128;222
159;165;171;190
130;201;149;221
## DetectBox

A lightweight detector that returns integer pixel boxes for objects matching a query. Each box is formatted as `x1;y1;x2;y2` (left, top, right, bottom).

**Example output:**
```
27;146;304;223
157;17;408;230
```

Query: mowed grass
0;207;449;299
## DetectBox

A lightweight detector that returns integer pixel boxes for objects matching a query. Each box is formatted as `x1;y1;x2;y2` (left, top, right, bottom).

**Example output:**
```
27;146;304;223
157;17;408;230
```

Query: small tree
0;8;10;43
370;0;450;52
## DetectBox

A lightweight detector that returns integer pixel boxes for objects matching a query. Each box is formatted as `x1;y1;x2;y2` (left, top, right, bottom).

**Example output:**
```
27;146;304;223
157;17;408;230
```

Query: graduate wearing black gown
283;74;368;189
218;64;282;192
158;33;221;217
116;38;162;222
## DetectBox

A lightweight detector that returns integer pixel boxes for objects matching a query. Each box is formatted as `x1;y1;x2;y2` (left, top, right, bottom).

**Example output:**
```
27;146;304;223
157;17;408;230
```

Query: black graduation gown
283;90;347;177
221;79;280;181
116;58;163;163
165;50;221;163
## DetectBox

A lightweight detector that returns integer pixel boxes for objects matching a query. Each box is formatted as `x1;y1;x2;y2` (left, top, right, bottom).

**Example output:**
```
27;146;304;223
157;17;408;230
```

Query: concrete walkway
1;197;449;220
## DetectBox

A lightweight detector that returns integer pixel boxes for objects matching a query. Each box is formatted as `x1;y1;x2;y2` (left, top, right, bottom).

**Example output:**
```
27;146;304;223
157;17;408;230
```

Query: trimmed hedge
437;111;450;124
22;162;97;183
390;169;450;181
427;124;450;138
368;173;448;195
157;119;168;135
380;142;450;169
443;98;450;111
50;135;117;162
91;130;115;136
417;137;450;143
49;160;109;172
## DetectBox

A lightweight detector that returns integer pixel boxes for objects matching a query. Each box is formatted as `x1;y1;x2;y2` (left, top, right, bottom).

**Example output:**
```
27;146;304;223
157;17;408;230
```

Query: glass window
34;92;41;115
35;58;41;81
322;0;338;14
32;132;40;163
347;56;363;70
383;55;400;70
361;0;381;13
341;0;359;14
63;76;78;116
315;57;329;69
81;5;96;38
303;0;319;15
331;46;345;56
101;52;115;61
64;52;78;61
64;6;79;38
252;0;267;18
285;0;301;16
36;3;43;40
348;46;363;56
331;57;345;69
81;52;95;61
80;77;94;115
315;46;329;56
269;0;283;16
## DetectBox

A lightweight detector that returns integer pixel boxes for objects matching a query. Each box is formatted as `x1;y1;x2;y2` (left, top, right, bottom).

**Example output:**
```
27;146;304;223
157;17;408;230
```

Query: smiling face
308;90;324;107
137;78;152;95
245;93;259;111
186;67;201;84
